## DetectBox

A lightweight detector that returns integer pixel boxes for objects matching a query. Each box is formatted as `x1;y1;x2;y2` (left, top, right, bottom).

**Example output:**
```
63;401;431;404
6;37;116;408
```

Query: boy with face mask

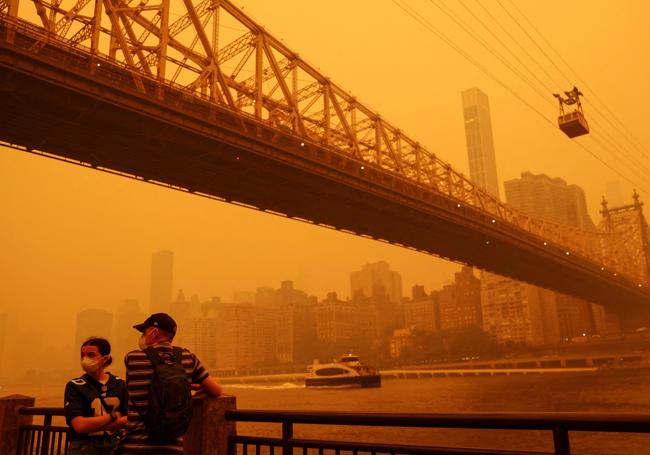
64;337;128;454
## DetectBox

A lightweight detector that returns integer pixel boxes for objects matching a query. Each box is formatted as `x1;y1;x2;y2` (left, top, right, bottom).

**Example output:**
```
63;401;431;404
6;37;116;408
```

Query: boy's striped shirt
121;343;209;454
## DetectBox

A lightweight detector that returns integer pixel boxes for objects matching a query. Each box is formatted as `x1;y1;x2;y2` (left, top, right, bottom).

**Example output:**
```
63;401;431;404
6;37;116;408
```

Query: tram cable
471;0;565;93
391;0;650;197
391;0;550;125
500;0;650;160
427;0;553;107
490;0;650;187
588;121;650;180
586;132;650;190
454;0;556;95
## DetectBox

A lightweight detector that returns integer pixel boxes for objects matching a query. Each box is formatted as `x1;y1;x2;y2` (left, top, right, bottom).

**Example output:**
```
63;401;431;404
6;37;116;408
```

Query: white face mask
138;334;148;351
81;357;102;374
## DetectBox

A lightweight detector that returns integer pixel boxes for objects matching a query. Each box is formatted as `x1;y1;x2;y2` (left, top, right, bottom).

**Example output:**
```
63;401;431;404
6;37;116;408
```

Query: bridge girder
1;5;650;308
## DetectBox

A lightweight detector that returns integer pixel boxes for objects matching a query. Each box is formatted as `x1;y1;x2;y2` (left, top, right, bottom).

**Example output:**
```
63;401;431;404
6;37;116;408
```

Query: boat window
315;367;348;376
340;356;359;362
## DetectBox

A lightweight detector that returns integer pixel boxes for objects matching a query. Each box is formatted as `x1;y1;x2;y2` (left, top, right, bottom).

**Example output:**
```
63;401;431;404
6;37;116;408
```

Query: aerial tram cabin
553;86;589;138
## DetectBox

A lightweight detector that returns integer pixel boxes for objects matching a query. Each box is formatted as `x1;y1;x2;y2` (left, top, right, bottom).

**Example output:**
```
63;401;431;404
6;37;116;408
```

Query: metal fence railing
14;406;650;455
225;409;650;455
16;407;68;455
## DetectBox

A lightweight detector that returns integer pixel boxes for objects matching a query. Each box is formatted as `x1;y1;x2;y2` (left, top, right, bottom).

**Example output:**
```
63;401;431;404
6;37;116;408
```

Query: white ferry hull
305;374;381;388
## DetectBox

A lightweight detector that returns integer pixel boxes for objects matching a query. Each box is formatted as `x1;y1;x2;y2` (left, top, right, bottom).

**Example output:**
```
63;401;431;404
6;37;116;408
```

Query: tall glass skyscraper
461;88;557;345
461;87;500;200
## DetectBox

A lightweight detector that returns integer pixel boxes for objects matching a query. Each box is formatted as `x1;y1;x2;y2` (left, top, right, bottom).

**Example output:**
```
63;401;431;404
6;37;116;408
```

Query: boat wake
225;382;303;390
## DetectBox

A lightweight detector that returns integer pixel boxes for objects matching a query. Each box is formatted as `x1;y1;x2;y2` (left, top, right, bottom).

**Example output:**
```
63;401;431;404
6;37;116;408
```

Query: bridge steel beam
1;21;650;316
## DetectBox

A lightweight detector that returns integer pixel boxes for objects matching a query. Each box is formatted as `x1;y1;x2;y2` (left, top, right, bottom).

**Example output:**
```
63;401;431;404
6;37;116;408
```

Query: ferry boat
305;354;382;388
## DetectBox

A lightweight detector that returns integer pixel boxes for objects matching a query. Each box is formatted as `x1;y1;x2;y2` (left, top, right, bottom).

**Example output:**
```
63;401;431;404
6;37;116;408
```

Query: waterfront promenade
4;368;650;454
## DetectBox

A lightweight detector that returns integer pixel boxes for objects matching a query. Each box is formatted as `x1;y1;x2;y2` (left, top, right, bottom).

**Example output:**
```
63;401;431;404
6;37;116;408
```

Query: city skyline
0;258;482;379
1;1;649;372
2;4;650;453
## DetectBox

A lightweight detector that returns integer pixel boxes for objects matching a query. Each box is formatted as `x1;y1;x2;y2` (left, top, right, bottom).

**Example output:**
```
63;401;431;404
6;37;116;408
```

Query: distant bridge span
1;2;649;312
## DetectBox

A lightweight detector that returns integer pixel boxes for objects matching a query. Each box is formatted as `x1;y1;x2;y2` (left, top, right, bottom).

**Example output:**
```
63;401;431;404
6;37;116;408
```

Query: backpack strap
143;346;165;365
172;347;183;364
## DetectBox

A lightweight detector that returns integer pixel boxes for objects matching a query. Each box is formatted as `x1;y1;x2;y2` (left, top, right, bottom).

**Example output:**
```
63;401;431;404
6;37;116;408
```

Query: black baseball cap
133;313;177;336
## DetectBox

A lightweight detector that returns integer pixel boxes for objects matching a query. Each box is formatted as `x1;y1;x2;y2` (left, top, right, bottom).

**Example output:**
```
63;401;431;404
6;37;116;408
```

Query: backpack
142;347;193;443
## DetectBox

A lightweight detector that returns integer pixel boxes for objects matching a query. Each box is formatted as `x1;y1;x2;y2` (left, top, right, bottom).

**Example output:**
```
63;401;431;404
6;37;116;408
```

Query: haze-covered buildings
112;299;145;366
481;172;605;345
150;250;173;314
350;261;403;305
438;267;482;331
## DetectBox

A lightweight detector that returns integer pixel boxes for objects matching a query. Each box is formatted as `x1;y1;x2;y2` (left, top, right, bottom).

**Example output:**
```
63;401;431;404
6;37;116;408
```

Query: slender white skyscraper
461;87;500;200
150;250;174;314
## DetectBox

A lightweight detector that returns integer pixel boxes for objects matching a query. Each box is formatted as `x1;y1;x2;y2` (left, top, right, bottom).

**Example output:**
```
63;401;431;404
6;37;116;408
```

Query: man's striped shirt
121;343;209;454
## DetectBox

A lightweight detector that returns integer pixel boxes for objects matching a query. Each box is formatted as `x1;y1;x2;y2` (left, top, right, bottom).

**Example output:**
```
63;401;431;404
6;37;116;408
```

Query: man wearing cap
120;313;223;454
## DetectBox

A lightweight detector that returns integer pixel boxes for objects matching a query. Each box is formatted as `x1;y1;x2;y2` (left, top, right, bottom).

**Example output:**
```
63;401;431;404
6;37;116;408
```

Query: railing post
552;427;571;455
183;395;237;455
0;394;35;455
40;414;52;455
282;420;293;455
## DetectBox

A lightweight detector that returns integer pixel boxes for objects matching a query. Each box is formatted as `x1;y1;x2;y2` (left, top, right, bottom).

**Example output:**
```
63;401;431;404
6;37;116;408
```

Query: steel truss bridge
1;0;649;313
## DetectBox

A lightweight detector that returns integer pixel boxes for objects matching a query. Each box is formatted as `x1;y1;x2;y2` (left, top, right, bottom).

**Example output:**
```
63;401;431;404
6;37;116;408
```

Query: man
120;313;223;454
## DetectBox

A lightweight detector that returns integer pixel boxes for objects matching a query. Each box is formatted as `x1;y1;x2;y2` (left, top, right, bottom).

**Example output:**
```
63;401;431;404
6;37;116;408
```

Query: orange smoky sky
1;1;649;342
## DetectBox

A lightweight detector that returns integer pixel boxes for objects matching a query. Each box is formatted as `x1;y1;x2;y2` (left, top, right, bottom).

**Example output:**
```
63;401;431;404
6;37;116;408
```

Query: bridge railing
10;405;650;455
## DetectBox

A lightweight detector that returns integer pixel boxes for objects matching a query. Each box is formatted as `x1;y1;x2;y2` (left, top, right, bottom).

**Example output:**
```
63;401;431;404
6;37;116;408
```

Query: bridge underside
1;31;649;317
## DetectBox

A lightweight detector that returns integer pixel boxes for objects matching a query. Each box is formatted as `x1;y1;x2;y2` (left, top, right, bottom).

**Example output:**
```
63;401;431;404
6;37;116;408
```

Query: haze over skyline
2;0;649;342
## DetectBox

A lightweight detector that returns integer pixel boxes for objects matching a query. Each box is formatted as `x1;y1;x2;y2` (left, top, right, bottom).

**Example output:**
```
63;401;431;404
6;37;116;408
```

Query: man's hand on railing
192;379;224;399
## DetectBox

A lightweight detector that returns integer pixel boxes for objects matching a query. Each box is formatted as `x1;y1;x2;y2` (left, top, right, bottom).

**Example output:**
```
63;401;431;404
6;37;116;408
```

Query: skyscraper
181;316;219;370
213;303;278;370
273;281;318;364
481;276;558;345
316;292;356;343
215;303;253;370
150;250;174;314
438;267;482;330
505;172;602;340
505;172;594;229
350;261;403;304
403;292;438;333
461;87;500;199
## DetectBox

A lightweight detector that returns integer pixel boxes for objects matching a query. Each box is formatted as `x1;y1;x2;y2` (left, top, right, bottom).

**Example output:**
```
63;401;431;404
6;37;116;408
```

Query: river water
4;368;650;454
